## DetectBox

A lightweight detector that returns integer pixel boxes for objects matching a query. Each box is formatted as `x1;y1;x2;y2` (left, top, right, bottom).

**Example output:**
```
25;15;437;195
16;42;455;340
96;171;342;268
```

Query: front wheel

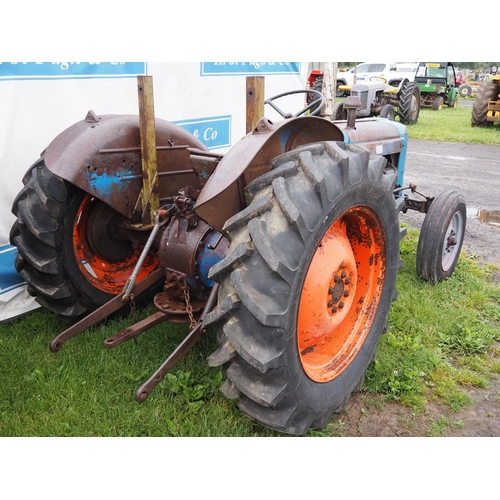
459;84;472;98
416;191;466;282
205;142;404;435
380;104;396;121
433;95;444;110
336;81;348;98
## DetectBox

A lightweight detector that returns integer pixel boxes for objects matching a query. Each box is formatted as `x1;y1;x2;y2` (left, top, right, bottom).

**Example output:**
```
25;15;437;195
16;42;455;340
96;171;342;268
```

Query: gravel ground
403;138;500;273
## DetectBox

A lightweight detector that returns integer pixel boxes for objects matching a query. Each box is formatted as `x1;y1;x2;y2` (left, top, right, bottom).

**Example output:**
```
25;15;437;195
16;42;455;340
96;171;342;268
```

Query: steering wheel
370;76;388;84
264;89;325;118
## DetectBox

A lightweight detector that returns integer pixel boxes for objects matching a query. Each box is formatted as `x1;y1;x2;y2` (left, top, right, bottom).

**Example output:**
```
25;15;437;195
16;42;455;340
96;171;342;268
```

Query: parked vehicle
9;76;466;435
414;62;459;110
308;62;398;98
472;65;500;126
391;62;418;86
334;78;421;125
456;72;466;85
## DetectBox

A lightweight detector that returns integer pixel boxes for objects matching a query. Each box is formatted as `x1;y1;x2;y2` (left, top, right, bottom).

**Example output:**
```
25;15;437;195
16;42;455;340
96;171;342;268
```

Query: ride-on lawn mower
10;76;466;435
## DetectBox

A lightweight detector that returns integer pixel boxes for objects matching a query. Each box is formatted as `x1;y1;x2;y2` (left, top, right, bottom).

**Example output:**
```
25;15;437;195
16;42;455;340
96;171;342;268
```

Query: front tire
458;84;471;98
380;104;396;121
416;191;466;282
205;142;404;435
433;95;444;110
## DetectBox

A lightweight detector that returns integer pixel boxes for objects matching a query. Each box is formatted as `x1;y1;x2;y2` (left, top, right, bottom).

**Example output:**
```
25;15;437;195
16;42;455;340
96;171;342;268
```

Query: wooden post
137;75;159;226
322;62;337;117
246;76;265;133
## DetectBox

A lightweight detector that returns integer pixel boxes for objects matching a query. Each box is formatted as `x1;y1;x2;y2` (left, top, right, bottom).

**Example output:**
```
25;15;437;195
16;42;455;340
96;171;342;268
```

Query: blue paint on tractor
88;169;136;197
197;231;228;288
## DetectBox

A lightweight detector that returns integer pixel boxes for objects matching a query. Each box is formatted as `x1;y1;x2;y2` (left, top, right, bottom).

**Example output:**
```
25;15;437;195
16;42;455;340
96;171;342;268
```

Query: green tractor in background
415;62;459;110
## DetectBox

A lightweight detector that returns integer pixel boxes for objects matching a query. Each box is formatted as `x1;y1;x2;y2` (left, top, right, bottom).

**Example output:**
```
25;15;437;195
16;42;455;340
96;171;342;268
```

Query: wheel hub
73;194;159;294
298;206;386;383
327;271;352;314
446;230;457;251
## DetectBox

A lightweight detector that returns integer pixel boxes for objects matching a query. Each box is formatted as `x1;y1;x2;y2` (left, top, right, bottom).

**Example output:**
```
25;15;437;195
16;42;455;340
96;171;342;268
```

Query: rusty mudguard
194;115;345;232
43;110;404;232
43;111;209;223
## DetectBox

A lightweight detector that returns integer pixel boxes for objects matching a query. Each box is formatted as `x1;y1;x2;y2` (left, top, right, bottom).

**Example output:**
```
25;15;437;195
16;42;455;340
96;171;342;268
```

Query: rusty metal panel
194;116;344;232
44;114;208;221
335;118;404;154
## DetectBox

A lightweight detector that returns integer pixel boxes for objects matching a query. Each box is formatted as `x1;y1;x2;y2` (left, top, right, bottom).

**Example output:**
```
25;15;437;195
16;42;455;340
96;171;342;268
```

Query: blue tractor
9;78;466;435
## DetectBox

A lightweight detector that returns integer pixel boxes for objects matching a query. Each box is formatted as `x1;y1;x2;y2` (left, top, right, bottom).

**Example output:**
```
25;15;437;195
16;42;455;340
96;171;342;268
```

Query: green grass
2;97;499;437
1;231;499;436
407;99;500;145
363;230;500;415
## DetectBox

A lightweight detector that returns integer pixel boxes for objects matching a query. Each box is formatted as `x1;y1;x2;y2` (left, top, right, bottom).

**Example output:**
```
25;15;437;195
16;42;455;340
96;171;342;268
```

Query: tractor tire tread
207;141;402;435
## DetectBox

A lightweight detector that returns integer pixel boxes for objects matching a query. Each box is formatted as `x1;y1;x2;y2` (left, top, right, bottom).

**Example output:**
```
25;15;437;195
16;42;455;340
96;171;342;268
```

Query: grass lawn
407;100;500;145
1;93;499;440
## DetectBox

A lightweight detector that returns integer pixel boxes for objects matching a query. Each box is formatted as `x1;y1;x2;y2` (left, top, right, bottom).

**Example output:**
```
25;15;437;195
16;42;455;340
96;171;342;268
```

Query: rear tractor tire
416;190;466;282
397;81;420;125
204;141;404;435
10;156;160;321
472;81;499;127
307;77;324;114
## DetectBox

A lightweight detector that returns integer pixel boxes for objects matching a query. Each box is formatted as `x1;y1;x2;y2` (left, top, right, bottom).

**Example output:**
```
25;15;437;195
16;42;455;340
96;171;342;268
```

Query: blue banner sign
0;245;24;294
0;62;147;80
200;62;301;76
174;115;231;150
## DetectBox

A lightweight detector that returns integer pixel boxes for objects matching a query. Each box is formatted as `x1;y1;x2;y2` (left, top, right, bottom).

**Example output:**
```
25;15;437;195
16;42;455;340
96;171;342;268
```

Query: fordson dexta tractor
10;76;466;435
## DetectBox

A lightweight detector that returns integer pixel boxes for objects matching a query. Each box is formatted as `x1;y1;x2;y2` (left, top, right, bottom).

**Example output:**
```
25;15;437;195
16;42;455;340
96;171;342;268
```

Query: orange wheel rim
298;205;386;383
73;195;158;294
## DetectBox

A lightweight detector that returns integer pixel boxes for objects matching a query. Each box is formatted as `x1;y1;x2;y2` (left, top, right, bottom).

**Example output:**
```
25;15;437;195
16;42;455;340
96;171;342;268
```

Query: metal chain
182;278;197;329
130;299;137;324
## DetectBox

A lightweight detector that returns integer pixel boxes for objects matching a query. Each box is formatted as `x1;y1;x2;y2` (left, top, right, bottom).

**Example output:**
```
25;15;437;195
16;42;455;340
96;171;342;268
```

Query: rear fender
44;112;208;222
194;115;344;232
